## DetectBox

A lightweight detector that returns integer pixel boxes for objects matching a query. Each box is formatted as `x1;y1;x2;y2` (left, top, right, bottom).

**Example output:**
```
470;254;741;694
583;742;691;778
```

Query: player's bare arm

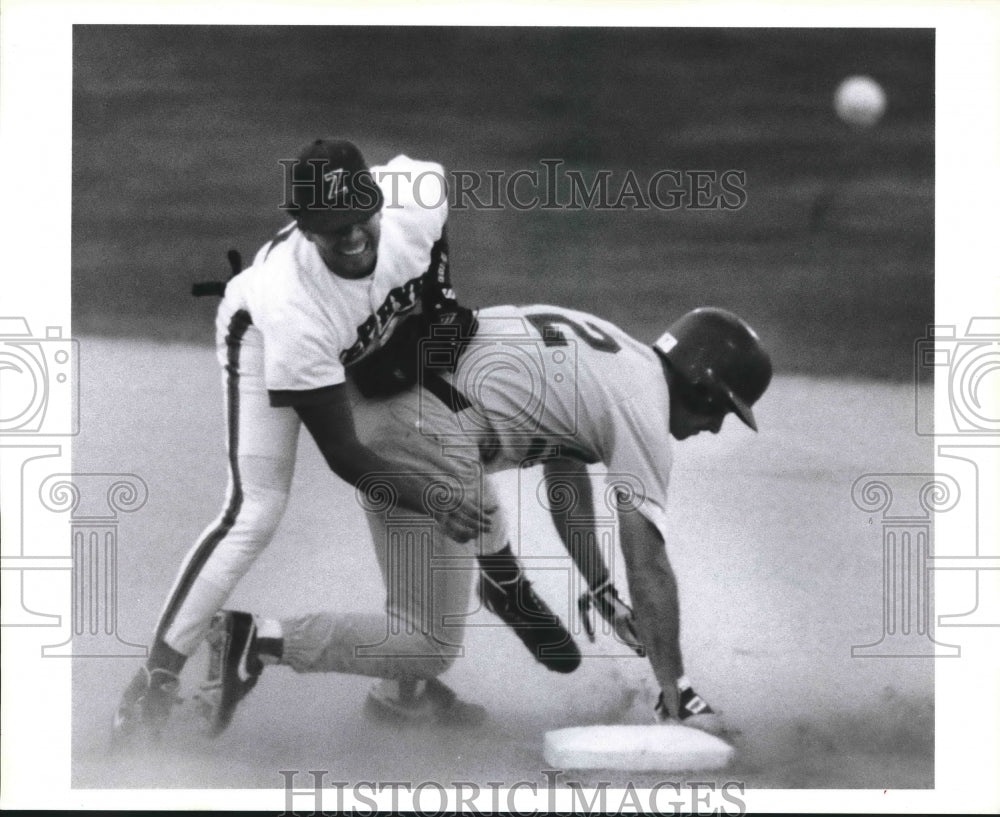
617;499;684;720
542;457;607;587
542;457;643;651
294;386;490;544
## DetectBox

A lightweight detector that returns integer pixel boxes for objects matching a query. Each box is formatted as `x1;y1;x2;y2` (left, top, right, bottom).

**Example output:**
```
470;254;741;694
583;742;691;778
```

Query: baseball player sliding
198;304;772;734
112;140;580;745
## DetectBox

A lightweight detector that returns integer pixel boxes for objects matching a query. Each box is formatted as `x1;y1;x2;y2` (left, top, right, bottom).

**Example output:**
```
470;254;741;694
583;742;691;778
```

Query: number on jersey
525;312;621;354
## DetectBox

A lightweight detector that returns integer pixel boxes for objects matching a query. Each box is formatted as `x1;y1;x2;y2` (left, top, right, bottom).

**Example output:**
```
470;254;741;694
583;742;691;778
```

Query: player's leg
284;395;487;722
358;492;485;724
355;388;580;684
198;512;484;734
200;471;578;734
194;388;574;734
112;315;300;743
360;387;581;673
267;485;477;682
197;391;492;733
476;530;582;674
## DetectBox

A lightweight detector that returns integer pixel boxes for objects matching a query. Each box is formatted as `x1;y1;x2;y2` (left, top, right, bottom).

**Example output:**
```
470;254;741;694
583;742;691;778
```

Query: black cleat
195;610;263;737
111;666;182;748
479;573;581;673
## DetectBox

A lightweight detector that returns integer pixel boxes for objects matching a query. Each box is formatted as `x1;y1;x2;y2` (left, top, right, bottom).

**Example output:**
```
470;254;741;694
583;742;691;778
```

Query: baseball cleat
110;666;182;749
196;610;263;737
479;573;581;674
364;677;487;728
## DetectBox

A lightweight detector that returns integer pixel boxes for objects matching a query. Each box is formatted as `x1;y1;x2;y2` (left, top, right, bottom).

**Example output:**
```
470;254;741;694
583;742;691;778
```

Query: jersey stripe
263;223;296;260
153;308;253;643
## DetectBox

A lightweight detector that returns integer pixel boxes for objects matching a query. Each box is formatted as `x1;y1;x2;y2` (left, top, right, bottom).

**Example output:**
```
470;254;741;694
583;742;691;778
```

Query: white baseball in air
834;75;887;127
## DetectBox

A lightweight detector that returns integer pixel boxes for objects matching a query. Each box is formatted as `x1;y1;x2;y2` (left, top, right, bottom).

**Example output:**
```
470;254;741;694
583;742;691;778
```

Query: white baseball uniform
153;156;504;670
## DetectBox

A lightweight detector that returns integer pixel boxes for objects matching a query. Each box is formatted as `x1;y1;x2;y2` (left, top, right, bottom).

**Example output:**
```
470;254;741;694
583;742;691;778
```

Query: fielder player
112;140;578;744
199;305;772;732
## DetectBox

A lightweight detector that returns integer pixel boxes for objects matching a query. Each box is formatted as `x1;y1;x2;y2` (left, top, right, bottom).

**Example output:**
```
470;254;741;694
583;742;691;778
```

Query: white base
543;724;735;771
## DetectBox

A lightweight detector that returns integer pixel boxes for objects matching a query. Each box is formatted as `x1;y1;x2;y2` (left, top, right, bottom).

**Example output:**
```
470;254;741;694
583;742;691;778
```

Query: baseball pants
278;375;507;677
153;312;505;681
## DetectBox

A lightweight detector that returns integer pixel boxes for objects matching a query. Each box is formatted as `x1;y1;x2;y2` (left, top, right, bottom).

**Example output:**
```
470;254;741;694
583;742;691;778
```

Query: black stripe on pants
153;309;253;645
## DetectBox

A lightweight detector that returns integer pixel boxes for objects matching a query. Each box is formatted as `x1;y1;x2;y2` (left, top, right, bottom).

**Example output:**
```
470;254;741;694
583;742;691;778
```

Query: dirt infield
71;338;932;790
63;24;939;798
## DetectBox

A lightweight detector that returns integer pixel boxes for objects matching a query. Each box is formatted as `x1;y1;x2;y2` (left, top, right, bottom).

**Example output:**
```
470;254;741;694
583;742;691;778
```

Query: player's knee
402;634;458;677
227;482;290;546
382;627;460;677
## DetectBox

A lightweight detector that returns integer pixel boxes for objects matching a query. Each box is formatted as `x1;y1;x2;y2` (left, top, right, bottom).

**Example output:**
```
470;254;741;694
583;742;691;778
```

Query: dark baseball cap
279;139;384;232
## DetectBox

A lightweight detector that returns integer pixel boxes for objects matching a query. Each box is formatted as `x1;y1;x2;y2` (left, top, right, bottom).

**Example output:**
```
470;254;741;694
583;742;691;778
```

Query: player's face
669;400;727;440
304;212;382;279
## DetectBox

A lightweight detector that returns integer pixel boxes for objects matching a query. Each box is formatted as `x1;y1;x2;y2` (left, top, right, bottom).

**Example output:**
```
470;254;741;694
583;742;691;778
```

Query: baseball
834;75;886;127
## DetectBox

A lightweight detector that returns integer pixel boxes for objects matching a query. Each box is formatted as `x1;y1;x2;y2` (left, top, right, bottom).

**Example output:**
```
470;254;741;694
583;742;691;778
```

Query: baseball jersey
447;304;676;538
216;155;448;405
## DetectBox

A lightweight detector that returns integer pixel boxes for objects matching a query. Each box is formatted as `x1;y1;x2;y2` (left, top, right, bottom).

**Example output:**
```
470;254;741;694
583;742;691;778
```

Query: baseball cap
279;139;384;232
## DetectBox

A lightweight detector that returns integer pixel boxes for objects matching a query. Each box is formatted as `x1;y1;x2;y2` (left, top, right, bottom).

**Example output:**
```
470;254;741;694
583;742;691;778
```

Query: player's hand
400;473;494;544
578;580;644;654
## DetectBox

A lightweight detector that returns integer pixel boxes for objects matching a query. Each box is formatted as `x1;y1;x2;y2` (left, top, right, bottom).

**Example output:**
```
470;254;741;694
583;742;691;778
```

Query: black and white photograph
1;2;998;813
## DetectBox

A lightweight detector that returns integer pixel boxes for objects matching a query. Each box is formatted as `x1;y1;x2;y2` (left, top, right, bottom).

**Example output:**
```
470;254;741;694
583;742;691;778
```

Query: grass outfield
72;27;933;380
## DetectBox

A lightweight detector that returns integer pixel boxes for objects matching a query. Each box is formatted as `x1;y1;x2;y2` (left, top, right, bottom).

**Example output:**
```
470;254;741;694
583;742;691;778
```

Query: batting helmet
652;307;772;431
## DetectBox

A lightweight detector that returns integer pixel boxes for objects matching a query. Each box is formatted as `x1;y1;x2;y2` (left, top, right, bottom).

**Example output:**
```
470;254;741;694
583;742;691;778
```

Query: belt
420;312;479;413
420;371;501;467
421;371;472;413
